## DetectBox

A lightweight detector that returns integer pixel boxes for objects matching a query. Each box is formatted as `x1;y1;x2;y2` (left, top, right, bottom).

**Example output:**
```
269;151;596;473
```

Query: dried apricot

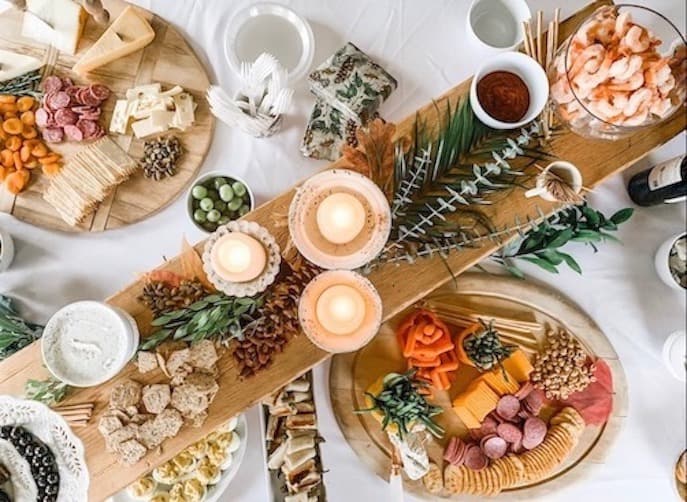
12;152;22;171
0;150;12;168
38;154;61;165
5;136;21;152
21;125;37;139
0;95;16;104
41;163;61;176
0;128;7;141
23;139;40;149
2;110;17;119
24;158;39;169
2;118;22;135
5;169;30;195
0;166;7;181
16;97;34;112
20;110;35;126
20;145;31;162
30;143;48;158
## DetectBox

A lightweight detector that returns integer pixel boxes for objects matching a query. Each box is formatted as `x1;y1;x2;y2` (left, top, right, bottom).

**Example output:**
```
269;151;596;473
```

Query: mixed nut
140;135;184;180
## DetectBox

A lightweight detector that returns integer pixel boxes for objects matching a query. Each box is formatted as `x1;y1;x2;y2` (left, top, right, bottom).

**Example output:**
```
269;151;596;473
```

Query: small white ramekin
466;0;531;52
655;232;686;291
41;301;139;387
470;52;549;130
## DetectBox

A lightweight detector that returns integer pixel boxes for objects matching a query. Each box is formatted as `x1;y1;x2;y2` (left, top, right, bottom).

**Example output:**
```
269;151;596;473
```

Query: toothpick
522;21;533;57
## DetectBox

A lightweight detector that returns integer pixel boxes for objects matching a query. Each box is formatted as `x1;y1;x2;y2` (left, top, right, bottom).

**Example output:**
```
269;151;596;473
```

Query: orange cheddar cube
452;405;481;429
502;350;534;383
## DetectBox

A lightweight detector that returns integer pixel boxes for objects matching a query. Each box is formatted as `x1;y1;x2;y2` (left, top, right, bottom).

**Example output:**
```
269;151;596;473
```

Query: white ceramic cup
654;232;686;291
0;227;14;273
469;51;549;130
467;0;531;51
525;161;583;202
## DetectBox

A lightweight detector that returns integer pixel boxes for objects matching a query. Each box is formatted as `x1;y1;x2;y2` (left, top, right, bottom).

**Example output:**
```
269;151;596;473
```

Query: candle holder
288;169;391;270
298;270;382;353
202;220;281;297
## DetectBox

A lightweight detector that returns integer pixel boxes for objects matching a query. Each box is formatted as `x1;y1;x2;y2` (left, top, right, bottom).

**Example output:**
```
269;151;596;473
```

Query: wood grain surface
0;0;214;232
0;1;684;499
330;273;629;500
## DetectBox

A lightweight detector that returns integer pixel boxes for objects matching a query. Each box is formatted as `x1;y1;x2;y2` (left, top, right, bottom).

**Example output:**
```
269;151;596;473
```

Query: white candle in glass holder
211;232;267;283
316;192;366;245
315;284;366;335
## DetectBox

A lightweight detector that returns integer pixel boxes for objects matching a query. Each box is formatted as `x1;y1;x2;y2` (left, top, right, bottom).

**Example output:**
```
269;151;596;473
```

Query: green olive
213;177;229;190
193;209;207;223
231;181;247;197
239;204;250;216
191;185;207;200
206;209;221;223
227;198;242;211
219;184;234;202
199;198;214;211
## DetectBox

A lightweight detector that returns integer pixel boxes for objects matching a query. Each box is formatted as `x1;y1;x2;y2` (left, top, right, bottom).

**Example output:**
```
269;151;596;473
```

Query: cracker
137;419;164;450
137;351;159;373
105;424;139;452
154;408;184;438
110;380;142;409
142;384;171;415
98;415;122;436
443;464;462;494
189;340;218;370
117;439;147;465
171;384;209;418
423;462;443;494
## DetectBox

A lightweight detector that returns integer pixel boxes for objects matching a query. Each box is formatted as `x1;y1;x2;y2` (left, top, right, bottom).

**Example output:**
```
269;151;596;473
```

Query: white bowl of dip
41;301;139;387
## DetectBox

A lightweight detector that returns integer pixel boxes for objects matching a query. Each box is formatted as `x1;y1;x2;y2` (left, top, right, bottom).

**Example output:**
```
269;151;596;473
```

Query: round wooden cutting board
330;273;628;500
0;0;214;232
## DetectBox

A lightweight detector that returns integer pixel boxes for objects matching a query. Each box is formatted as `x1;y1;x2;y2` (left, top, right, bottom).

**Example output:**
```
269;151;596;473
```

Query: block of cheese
21;0;88;55
0;49;42;82
502;350;534;383
73;6;155;74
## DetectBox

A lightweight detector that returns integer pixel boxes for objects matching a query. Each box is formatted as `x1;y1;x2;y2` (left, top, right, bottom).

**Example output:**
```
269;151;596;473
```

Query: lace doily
0;438;38;502
0;396;89;502
202;220;282;297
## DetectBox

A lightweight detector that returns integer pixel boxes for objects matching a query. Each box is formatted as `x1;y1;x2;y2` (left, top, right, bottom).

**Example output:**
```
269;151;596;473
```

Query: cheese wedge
22;0;87;56
73;6;154;74
0;49;42;83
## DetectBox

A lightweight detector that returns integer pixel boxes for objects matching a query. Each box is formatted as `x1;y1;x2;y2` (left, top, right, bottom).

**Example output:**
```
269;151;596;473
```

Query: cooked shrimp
606;71;645;91
658;74;676;97
574;51;615;89
614;11;634;39
645;60;672;87
614;55;643;81
587;98;622;120
621;25;651;53
649;97;672;118
622;106;649;126
551;78;575;104
568;44;605;77
623;88;653;116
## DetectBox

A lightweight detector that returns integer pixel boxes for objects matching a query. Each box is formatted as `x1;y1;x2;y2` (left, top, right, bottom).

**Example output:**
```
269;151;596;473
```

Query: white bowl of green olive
187;171;255;233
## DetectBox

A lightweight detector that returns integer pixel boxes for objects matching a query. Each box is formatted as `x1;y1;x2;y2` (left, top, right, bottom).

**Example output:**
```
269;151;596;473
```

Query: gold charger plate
330;273;628;500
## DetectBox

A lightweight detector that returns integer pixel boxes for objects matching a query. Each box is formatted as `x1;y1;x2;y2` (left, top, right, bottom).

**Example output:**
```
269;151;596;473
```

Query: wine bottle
627;154;687;206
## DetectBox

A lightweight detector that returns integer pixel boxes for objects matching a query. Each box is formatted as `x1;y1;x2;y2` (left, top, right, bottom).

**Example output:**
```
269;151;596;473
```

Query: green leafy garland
369;99;554;267
495;204;634;277
0;295;43;361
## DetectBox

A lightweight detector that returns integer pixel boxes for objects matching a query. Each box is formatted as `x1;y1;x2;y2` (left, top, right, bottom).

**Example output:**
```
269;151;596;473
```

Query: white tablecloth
1;0;685;501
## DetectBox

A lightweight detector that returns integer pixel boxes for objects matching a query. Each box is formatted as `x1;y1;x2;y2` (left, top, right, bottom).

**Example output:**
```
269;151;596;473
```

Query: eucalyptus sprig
355;370;444;439
0;295;43;361
25;377;71;406
496;204;634;277
139;293;263;351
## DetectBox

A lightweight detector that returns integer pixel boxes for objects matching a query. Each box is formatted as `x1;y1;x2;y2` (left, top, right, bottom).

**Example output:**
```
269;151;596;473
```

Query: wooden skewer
522;21;533;57
536;11;544;66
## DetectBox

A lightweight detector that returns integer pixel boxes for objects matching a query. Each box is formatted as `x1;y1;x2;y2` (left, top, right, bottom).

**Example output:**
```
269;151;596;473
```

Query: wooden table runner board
0;0;214;232
329;273;629;500
0;0;684;499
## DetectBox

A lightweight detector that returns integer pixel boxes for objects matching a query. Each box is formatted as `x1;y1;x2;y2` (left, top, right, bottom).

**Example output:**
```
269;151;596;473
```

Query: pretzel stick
536;11;544;66
53;403;94;411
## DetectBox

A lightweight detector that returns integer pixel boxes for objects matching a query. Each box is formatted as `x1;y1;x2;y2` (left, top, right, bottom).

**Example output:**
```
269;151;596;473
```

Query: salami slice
453;439;467;466
48;91;71;110
522;417;547;450
54;108;78;126
510;436;524;453
480;416;498;436
61;77;74;88
464;444;488;471
43;127;64;143
71;105;98;115
35;108;50;127
88;84;111;102
496;422;523;444
64;124;83;141
524;389;544;415
469;428;483;441
76;119;98;139
496;395;520;420
443;437;459;463
515;381;534;400
81;88;103;106
479;433;498;451
43;75;63;93
482;436;508;460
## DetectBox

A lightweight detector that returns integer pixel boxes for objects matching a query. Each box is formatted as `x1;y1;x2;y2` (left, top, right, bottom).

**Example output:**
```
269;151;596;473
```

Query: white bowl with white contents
0;227;14;273
224;3;314;83
41;301;139;387
663;330;686;382
469;51;549;130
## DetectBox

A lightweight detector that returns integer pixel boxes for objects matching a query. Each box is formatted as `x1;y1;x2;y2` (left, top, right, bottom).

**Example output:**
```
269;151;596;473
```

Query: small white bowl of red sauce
470;52;549;129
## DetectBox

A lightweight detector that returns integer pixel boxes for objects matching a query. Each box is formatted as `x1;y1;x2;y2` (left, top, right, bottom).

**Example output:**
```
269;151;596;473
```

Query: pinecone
344;119;359;147
232;256;322;377
139;279;209;317
334;57;355;83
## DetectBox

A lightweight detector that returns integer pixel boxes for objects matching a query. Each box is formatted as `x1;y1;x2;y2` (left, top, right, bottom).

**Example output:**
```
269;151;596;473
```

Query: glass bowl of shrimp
549;4;686;140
